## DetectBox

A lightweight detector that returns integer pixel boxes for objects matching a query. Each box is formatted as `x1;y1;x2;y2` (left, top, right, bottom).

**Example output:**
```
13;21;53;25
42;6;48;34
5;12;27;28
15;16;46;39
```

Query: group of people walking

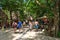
12;20;39;33
0;15;49;33
12;20;22;33
12;16;49;33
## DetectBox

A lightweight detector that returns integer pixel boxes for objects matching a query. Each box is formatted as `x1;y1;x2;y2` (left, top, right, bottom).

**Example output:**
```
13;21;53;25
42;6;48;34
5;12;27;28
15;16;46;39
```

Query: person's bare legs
19;28;23;33
14;28;16;32
19;27;23;33
19;28;20;32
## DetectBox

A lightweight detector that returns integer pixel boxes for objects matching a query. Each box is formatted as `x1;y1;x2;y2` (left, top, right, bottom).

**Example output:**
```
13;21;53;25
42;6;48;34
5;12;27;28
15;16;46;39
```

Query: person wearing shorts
12;21;17;32
17;21;22;32
34;20;39;31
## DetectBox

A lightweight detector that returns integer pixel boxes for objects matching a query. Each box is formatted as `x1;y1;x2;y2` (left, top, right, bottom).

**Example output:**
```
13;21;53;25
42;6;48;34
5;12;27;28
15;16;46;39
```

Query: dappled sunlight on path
0;28;60;40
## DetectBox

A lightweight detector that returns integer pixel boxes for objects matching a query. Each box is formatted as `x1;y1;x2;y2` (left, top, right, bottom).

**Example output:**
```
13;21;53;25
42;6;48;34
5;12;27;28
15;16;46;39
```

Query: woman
29;21;33;31
12;21;17;33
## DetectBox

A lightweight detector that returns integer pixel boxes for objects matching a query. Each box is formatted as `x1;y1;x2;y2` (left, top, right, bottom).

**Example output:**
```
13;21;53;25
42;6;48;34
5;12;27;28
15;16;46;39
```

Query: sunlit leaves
24;0;55;19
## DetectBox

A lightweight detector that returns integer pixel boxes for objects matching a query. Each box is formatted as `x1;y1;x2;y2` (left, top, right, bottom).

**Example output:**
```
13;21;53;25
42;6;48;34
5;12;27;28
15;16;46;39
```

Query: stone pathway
0;28;60;40
12;28;60;40
0;29;13;40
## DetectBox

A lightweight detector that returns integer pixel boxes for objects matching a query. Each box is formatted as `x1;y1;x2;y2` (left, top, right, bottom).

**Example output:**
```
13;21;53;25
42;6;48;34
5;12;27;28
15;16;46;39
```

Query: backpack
17;21;22;28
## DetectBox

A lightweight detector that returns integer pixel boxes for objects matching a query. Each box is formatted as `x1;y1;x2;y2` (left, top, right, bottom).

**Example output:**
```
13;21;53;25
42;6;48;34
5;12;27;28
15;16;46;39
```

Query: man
34;20;39;31
17;21;22;32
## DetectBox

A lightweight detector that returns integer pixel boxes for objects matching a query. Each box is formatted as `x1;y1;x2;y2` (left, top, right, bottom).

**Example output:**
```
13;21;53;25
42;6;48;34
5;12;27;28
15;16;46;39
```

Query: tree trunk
53;0;59;37
10;10;12;26
16;11;20;20
58;0;60;31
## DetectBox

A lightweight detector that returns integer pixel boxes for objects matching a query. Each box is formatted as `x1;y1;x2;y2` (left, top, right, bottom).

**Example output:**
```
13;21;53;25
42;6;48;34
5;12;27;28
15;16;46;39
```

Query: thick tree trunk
48;18;54;37
58;0;60;31
53;0;59;37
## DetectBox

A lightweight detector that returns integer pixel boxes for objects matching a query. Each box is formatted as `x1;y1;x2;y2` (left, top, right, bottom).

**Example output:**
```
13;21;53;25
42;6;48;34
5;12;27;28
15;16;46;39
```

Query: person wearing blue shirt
17;21;22;32
34;20;39;31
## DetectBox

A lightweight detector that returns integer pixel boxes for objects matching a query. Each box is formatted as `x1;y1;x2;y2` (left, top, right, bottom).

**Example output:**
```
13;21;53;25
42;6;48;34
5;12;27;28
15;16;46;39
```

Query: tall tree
58;0;60;31
53;0;59;37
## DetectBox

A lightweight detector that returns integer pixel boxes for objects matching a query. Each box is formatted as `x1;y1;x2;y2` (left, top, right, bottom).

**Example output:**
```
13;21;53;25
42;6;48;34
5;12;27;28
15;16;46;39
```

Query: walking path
0;28;60;40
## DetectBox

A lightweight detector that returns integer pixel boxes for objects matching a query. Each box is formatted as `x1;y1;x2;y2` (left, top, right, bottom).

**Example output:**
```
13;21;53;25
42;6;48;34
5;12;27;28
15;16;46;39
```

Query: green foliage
0;0;25;21
57;32;60;37
0;0;56;20
0;0;23;11
24;0;55;19
19;9;26;21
